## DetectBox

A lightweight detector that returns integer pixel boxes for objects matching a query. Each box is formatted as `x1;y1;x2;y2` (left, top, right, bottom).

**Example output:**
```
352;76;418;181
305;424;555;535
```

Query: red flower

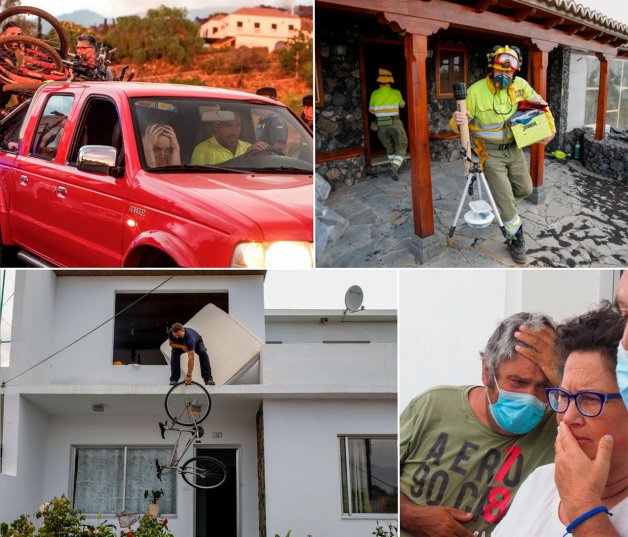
127;532;134;537
162;518;168;525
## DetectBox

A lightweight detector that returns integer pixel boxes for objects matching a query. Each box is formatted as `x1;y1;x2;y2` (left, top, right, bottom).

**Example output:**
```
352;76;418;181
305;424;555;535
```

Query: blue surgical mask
487;376;547;434
617;342;628;410
493;73;512;90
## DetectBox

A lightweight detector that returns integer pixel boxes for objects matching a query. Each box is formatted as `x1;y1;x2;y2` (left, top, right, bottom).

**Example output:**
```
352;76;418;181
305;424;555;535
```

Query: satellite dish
344;285;364;313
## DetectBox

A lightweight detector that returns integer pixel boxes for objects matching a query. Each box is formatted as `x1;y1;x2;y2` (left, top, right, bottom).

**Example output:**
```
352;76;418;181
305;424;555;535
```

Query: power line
1;275;175;388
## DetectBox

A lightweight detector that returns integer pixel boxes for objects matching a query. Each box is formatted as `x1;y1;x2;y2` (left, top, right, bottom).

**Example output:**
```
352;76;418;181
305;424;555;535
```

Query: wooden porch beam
595;53;616;141
317;0;619;56
404;32;435;239
598;34;618;45
511;8;536;22
474;0;498;13
541;17;565;30
580;29;604;40
529;49;549;188
563;24;586;36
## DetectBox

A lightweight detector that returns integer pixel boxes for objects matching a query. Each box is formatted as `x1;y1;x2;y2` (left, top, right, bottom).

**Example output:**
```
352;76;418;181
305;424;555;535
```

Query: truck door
46;95;128;267
10;93;76;259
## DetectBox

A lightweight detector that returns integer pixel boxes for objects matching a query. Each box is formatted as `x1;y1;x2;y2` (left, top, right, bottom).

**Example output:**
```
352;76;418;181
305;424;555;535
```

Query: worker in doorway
450;45;555;264
168;323;215;386
368;68;408;181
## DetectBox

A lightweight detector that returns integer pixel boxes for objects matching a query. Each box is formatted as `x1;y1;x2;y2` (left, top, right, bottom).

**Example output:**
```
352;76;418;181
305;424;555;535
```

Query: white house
199;7;303;51
0;270;397;537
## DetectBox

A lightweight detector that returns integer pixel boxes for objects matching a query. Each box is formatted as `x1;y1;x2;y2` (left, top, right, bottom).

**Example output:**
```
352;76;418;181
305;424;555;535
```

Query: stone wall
546;46;570;153
316;155;366;186
582;131;628;180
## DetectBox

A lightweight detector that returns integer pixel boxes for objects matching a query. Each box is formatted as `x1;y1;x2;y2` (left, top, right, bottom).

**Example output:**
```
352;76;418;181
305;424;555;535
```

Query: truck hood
140;171;313;241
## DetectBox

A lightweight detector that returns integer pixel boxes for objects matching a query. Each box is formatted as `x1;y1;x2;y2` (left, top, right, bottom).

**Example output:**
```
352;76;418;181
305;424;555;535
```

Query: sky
575;0;628;25
263;270;398;310
25;0;311;18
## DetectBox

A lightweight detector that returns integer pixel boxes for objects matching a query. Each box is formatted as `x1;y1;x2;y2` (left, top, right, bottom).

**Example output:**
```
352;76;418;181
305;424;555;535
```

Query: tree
104;6;203;66
278;32;312;82
0;0;20;10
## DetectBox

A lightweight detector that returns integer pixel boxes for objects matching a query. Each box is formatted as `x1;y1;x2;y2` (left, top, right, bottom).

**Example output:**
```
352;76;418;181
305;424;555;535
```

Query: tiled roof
522;0;628;39
232;7;300;19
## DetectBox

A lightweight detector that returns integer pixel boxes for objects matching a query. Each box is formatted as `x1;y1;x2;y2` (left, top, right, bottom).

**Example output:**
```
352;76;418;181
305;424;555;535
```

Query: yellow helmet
487;45;522;72
376;68;394;84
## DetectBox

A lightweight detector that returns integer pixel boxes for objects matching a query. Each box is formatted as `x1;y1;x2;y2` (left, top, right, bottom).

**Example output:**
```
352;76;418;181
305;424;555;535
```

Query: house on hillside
0;270;397;537
200;7;303;51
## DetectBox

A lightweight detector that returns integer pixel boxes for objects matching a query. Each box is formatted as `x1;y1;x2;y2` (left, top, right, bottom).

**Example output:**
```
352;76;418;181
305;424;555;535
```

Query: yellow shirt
191;136;251;165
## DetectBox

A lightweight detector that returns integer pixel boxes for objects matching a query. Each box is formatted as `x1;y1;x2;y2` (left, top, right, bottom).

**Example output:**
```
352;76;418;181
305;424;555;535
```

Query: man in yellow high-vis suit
450;45;555;264
369;68;408;181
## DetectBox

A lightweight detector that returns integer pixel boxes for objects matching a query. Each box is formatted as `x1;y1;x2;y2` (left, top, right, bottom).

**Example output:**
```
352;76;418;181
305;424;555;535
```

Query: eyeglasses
493;53;519;70
153;147;173;154
546;387;622;418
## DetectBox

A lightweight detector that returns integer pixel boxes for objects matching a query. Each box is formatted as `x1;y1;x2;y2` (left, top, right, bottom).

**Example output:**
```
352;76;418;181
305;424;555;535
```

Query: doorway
360;38;407;166
195;447;239;537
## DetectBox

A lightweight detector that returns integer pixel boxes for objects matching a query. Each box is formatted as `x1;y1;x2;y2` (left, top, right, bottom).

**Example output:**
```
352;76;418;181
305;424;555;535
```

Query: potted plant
144;489;165;517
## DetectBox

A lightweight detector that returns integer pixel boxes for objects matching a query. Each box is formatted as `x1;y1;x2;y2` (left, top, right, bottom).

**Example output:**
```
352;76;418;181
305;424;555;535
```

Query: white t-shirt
493;463;628;536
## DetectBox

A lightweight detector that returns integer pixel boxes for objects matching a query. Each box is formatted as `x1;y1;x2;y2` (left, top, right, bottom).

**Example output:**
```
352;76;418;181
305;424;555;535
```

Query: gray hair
481;312;555;382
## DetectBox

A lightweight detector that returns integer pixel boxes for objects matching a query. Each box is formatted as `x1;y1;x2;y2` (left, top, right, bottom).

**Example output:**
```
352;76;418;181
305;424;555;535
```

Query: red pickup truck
0;81;313;267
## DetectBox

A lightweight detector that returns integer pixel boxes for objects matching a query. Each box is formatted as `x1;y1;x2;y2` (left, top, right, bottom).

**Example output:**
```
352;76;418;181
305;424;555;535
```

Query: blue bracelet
563;505;612;536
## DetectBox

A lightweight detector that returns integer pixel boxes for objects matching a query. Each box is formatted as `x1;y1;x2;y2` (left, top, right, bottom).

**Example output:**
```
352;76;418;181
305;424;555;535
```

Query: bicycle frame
156;403;204;480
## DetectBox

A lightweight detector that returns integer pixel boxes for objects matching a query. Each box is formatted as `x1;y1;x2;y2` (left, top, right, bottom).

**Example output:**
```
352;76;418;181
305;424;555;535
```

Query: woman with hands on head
493;302;628;537
142;123;181;168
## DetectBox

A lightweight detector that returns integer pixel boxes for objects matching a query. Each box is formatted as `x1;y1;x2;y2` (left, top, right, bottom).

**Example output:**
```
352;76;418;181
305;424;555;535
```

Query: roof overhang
318;0;628;57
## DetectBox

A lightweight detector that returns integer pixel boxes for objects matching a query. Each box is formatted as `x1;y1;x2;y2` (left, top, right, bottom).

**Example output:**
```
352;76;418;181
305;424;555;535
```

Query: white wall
399;269;617;412
263;399;397;537
0;395;49;522
265;319;397;343
8;274;264;387
567;52;591;131
262;343;397;385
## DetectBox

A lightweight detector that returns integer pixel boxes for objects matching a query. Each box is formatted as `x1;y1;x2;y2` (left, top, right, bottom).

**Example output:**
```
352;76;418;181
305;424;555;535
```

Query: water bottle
574;140;581;159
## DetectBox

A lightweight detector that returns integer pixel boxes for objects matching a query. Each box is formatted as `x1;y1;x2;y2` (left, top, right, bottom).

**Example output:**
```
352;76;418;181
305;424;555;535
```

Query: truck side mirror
77;145;121;177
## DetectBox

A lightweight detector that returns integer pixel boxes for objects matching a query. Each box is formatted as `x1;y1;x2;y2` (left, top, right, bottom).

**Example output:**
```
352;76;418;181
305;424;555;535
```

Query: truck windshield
131;97;313;174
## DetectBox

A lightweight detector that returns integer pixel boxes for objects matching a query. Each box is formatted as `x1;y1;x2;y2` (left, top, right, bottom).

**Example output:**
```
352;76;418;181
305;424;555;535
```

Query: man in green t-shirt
400;312;560;537
191;110;269;165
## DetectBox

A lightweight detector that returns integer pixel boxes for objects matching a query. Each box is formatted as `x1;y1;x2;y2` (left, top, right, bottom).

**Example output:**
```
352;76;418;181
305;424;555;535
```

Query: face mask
493;73;512;90
617;342;628;410
487;375;547;434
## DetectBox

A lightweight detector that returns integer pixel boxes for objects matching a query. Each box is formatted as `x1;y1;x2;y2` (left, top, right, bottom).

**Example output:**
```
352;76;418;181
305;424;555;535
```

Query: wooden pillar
529;49;548;187
595;53;614;140
404;33;434;239
379;13;447;247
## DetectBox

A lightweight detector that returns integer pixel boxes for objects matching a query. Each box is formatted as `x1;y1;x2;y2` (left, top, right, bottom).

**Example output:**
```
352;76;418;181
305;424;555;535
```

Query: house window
339;436;397;516
72;447;176;515
436;46;467;99
237;21;243;28
272;23;277;30
112;292;228;365
584;56;628;129
212;27;218;34
288;24;294;31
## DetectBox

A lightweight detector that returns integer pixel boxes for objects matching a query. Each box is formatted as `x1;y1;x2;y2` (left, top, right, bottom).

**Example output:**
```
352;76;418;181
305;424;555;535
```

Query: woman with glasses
142;123;181;168
494;302;628;536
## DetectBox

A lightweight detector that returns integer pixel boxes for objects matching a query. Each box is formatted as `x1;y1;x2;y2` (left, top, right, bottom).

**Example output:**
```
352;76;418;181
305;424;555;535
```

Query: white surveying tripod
447;82;508;241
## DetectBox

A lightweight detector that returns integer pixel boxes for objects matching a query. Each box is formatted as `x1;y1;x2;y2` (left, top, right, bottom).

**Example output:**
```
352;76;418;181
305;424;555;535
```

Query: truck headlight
231;241;314;268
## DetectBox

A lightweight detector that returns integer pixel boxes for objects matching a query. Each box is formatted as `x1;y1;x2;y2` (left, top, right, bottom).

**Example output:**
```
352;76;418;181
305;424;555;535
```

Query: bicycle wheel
0;36;64;83
181;456;227;490
0;6;69;57
165;381;211;425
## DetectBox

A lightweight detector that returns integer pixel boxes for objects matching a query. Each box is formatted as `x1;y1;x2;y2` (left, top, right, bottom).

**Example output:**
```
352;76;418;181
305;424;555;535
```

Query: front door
195;447;239;537
360;38;407;166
